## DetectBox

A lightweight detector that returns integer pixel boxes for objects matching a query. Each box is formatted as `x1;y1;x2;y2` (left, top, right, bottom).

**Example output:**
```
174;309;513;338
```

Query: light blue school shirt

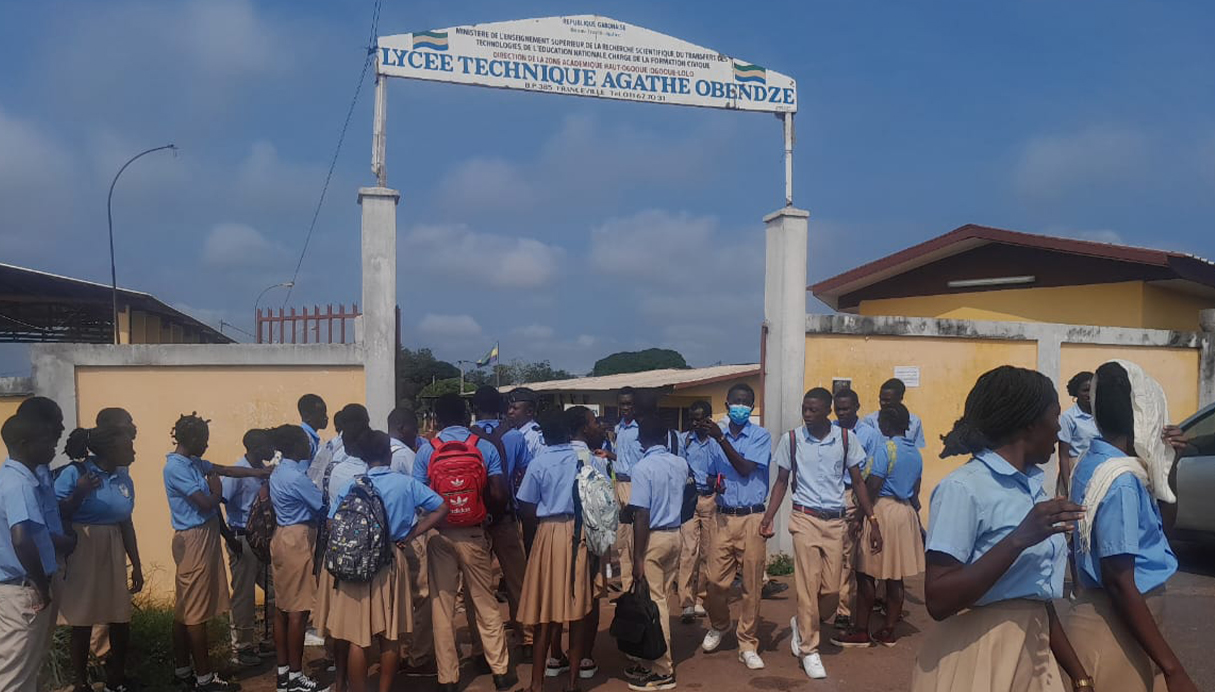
628;445;688;530
323;445;369;507
926;450;1066;605
474;420;531;495
571;440;609;477
413;426;505;486
613;419;642;478
1070;438;1177;593
301;422;321;461
1058;405;1100;459
54;459;135;525
868;437;923;501
518;420;546;459
682;431;726;492
0;459;61;579
710;421;772;508
389;438;417;476
835;420;882;488
517;443;580;517
270;458;325;526
164;453;217;530
774;425;867;512
221;456;264;529
863;410;926;449
331;466;443;541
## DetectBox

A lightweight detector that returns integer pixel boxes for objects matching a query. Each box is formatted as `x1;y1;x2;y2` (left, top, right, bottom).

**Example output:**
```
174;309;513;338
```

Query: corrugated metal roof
523;363;760;392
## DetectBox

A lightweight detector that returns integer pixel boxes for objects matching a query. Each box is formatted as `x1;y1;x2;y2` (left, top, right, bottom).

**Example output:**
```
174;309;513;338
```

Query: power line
281;0;384;307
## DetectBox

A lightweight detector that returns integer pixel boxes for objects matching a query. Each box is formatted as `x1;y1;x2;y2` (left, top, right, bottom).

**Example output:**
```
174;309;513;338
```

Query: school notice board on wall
894;366;920;388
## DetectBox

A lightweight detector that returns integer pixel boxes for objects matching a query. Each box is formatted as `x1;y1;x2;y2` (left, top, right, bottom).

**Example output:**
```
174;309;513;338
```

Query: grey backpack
324;476;391;583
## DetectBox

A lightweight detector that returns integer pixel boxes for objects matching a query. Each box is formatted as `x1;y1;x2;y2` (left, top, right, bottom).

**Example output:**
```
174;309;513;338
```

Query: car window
1184;407;1215;439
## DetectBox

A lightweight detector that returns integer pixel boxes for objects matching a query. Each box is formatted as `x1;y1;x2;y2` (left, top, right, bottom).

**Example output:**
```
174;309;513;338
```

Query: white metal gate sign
377;15;797;113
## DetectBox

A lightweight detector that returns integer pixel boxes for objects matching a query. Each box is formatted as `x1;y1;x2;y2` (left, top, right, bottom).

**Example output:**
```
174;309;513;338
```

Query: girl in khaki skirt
163;413;271;692
321;430;446;692
1066;361;1197;692
55;421;142;692
910;367;1092;692
516;412;596;692
832;404;925;649
268;425;328;692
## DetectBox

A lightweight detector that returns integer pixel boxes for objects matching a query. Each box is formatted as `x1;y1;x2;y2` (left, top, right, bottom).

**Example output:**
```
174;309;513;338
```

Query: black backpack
324;476;391;583
244;483;276;564
610;580;668;661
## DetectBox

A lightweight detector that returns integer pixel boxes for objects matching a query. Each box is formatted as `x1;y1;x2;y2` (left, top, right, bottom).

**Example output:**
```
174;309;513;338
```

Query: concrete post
762;207;809;554
1200;309;1215;408
359;187;400;428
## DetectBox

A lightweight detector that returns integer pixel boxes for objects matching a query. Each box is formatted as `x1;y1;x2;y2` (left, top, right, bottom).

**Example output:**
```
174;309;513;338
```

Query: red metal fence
256;304;360;344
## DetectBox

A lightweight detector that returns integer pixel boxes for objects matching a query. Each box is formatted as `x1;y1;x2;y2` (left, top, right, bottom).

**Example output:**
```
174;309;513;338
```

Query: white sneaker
303;628;325;647
802;652;827;680
701;628;724;652
789;616;801;657
693;603;707;616
739;651;765;670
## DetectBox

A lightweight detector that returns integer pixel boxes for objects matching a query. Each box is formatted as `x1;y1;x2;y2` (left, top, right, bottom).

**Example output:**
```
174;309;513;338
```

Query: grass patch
767;551;794;577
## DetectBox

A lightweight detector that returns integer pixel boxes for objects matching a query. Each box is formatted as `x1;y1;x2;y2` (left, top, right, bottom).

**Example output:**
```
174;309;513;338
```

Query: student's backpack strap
667;429;679;456
788;429;798;490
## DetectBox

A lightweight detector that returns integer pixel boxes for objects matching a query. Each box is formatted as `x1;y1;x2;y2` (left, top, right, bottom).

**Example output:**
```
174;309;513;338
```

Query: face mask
727;405;753;425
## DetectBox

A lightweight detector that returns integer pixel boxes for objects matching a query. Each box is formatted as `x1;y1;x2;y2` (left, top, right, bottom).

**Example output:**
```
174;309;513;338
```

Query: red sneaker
872;627;898;647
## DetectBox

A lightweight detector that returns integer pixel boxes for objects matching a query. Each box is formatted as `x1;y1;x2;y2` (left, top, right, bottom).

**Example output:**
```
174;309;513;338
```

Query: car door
1176;404;1215;534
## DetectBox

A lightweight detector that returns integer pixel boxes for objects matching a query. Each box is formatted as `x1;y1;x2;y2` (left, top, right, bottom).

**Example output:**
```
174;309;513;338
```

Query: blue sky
2;0;1213;375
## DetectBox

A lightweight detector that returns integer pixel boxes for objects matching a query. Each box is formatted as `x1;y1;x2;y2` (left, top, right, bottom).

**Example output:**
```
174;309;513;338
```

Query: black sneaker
276;672;289;692
493;671;518;690
196;676;241;692
285;673;328;692
628;672;676;691
761;580;789;599
233;647;261;668
624;664;650;681
545;656;570;677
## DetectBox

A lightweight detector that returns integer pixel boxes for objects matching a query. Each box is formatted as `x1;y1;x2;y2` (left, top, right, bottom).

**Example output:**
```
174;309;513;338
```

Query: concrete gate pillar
359;186;399;428
763;207;809;553
1200;308;1215;408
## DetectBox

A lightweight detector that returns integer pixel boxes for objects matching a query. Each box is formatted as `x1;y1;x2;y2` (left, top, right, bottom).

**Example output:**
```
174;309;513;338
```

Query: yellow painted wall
859;281;1211;332
804;334;1039;518
1059;344;1200;421
75;365;365;602
0;395;29;459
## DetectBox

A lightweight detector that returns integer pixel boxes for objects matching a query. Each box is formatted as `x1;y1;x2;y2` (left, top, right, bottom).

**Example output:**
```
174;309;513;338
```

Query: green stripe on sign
734;63;765;73
415;30;448;39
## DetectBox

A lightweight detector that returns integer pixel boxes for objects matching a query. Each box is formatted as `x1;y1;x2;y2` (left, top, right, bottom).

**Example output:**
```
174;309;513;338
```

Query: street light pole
108;143;177;344
253;281;295;343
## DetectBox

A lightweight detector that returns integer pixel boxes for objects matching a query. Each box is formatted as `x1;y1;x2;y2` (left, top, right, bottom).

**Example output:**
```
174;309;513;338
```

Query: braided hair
171;413;210;455
940;366;1057;458
63;423;130;462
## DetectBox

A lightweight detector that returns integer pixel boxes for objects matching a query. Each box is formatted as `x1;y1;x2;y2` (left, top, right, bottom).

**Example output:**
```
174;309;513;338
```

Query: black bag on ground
610;579;668;661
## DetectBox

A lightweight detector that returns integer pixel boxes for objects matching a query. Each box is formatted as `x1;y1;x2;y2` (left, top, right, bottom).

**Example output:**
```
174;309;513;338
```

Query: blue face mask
727;405;753;425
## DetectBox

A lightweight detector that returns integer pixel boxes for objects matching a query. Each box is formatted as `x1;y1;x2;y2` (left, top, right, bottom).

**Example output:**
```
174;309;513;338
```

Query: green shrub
767;552;794;576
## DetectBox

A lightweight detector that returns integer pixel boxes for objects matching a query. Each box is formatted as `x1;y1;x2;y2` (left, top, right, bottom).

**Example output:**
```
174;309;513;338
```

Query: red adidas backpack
429;434;490;527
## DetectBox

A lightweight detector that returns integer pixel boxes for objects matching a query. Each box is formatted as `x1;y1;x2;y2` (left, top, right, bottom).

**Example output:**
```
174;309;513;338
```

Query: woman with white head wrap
1066;360;1196;692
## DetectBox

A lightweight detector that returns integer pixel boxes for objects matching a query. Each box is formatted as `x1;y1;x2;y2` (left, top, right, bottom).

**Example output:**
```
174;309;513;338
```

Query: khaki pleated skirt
319;544;412;648
57;523;132;626
1066;586;1166;692
172;518;231;626
519;517;593;626
270;523;317;614
857;497;925;581
912;599;1065;692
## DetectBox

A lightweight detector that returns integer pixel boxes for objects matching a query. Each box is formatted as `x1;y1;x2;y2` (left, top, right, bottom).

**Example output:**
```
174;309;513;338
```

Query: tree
465;359;576;387
592;348;688;377
397;347;460;406
417;377;473;400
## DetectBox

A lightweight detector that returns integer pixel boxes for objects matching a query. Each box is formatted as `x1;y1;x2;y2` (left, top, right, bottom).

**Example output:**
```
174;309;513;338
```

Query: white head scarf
1075;359;1176;555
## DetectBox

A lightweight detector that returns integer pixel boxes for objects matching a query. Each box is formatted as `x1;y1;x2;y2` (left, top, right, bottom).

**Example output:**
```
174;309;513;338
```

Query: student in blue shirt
321;430;447;692
676;401;723;624
831;388;883;629
414;393;516;692
386;406;434;672
566;405;610;680
55;421;142;692
515;412;596;692
1066;361;1196;692
162;413;269;692
0;412;73;692
600;387;641;591
507;387;546;461
833;403;924;649
322;406;371;507
298;394;329;463
910;366;1090;692
221;429;275;667
700;383;772;672
763;388;880;682
387;407;418;476
625;415;689;692
1057;371;1099;496
862;378;926;449
266;425;327;692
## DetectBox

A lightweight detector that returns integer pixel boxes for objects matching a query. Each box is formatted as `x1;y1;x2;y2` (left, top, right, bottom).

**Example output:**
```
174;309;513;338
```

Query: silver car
1171;403;1215;539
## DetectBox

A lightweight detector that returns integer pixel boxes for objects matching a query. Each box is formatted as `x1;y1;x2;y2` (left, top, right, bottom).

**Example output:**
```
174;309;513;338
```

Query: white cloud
202;223;279;268
1014;125;1151;200
513;324;555;340
419;314;483;339
401;224;565;289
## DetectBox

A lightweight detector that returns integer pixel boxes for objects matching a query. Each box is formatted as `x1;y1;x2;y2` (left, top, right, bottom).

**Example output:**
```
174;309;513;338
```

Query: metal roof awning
523;363;760;393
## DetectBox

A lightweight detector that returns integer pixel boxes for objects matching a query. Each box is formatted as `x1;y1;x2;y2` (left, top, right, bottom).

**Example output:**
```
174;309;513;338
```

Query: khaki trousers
0;583;55;692
402;531;433;665
704;512;766;652
428;527;510;684
837;491;858;619
643;530;680;677
789;512;845;655
677;494;717;609
468;515;532;651
227;534;273;650
616;481;635;591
